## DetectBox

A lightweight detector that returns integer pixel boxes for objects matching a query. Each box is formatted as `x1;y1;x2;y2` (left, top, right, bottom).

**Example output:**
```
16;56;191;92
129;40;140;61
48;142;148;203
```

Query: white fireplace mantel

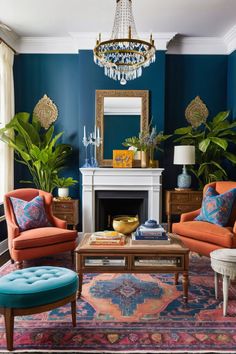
80;168;164;233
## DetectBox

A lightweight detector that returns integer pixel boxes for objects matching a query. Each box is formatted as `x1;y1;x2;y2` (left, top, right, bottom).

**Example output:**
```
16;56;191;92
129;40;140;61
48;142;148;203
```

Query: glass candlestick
90;136;102;167
82;136;91;168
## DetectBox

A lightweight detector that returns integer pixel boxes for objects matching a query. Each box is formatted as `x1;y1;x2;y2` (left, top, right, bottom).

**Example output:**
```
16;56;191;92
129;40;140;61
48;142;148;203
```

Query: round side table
210;249;236;316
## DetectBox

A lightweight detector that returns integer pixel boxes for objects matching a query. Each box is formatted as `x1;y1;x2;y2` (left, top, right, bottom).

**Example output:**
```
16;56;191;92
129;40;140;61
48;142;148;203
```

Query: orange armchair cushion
172;221;235;248
13;227;77;250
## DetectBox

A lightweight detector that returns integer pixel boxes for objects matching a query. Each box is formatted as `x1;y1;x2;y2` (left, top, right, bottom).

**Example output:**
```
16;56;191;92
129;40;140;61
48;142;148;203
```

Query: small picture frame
113;150;133;168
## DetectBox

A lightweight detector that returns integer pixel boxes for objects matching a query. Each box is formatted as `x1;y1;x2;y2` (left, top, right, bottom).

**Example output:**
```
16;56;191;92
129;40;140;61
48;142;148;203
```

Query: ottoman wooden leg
4;308;14;351
71;300;76;327
223;274;230;316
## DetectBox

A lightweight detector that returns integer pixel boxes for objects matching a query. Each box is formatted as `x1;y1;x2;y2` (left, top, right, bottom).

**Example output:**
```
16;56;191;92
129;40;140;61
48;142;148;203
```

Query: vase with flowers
123;125;171;168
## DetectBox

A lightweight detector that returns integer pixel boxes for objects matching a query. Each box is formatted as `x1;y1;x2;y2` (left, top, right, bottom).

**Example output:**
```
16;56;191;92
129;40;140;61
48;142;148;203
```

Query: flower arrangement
123;126;171;152
123;125;171;167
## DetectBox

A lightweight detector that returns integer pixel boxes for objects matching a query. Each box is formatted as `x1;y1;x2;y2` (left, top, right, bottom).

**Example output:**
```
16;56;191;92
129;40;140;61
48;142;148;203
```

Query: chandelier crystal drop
94;0;156;85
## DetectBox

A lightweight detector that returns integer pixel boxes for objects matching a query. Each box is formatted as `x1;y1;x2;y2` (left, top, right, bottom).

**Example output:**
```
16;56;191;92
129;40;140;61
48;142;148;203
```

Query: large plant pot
58;187;69;198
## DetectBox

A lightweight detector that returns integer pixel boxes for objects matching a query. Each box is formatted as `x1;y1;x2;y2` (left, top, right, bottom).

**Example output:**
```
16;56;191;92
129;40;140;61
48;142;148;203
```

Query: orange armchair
172;181;236;257
4;188;78;267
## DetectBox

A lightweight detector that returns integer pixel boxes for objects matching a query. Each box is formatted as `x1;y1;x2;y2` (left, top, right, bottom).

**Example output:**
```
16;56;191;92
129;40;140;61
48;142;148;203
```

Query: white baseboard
0;239;8;255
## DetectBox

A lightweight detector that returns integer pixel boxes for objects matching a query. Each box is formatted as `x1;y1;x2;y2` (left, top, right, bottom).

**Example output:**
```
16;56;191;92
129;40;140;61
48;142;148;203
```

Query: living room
0;0;236;353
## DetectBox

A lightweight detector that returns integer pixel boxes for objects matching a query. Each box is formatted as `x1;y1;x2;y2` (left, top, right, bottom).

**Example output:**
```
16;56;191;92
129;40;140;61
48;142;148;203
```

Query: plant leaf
199;138;210;152
224;151;236;164
209;137;228;150
212;111;230;125
174;126;192;135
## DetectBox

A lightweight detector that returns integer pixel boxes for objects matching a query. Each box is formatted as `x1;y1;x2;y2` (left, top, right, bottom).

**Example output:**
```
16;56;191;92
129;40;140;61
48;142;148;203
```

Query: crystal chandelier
94;0;156;85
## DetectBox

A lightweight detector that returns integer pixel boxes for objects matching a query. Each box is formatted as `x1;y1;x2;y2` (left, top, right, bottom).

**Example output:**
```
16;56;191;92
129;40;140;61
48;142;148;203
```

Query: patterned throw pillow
10;196;51;231
195;186;236;226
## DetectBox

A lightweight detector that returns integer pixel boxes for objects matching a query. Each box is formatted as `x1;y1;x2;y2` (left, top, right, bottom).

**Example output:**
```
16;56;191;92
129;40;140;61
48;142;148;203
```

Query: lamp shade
173;145;195;165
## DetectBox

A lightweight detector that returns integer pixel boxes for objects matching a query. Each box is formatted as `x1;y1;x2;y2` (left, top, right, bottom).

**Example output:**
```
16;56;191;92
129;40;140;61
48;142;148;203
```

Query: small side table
52;199;79;230
165;190;202;232
210;249;236;316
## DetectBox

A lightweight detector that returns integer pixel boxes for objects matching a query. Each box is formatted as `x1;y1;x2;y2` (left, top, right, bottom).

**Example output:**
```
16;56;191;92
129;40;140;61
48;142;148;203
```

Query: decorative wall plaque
185;96;209;128
33;94;58;129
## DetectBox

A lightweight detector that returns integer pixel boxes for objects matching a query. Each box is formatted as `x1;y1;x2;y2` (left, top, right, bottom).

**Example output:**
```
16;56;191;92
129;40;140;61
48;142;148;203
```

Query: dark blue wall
78;50;166;168
164;54;228;189
227;50;236;118
13;50;166;205
13;51;231;202
13;54;80;197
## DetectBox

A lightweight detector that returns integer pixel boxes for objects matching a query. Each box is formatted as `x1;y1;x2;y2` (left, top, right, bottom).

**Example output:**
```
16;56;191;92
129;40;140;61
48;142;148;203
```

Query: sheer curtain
0;42;14;202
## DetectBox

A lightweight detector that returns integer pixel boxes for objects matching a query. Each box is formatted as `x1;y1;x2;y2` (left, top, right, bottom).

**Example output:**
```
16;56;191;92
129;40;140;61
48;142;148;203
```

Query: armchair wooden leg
15;261;23;269
4;308;14;351
10;258;14;264
71;300;76;327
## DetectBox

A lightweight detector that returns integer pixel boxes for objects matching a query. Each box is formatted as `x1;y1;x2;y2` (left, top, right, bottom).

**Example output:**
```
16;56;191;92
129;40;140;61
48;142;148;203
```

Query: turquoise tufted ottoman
0;266;78;351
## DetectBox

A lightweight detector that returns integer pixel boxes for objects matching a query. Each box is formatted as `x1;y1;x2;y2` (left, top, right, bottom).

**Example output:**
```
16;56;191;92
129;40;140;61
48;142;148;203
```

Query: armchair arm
51;215;67;229
180;208;201;222
6;219;20;240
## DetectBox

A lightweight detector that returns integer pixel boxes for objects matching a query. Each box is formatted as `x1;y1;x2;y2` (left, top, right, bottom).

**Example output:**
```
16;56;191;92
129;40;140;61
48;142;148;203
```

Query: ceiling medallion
185;96;209;128
94;0;156;85
33;94;58;129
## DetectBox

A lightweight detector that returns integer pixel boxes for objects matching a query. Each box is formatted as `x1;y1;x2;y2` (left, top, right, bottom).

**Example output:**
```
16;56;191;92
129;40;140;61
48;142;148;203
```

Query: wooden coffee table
75;233;190;302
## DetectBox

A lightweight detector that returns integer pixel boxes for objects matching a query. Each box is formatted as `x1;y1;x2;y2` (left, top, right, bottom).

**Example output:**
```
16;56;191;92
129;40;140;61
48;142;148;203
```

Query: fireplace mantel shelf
80;167;164;233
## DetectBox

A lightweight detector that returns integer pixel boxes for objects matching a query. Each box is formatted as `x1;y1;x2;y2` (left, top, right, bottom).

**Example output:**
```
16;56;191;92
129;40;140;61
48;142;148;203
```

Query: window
0;41;14;203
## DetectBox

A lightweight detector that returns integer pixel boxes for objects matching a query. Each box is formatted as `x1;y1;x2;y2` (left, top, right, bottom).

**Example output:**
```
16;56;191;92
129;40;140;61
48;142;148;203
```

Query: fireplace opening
95;190;148;231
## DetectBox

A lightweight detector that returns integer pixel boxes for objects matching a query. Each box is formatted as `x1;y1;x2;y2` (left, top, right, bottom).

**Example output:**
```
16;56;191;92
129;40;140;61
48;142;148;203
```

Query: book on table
136;225;166;237
89;231;126;246
131;233;171;245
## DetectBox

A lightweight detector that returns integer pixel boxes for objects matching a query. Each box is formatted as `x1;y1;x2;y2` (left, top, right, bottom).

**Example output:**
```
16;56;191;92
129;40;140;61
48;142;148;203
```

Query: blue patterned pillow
195;187;236;226
10;196;51;231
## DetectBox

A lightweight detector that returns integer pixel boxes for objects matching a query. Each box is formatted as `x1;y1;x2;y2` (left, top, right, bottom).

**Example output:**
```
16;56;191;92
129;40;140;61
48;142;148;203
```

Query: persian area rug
0;253;236;353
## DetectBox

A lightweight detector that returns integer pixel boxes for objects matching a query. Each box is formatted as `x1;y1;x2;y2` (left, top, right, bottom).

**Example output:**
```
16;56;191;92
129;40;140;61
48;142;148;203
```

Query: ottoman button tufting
0;266;78;351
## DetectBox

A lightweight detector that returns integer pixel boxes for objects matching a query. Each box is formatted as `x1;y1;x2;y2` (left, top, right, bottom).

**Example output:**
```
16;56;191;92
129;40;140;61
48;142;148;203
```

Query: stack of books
89;231;126;246
132;224;170;245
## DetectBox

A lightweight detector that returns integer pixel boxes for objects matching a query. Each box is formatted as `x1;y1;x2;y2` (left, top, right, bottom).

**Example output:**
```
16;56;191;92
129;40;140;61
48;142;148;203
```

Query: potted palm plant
0;112;72;193
174;97;236;189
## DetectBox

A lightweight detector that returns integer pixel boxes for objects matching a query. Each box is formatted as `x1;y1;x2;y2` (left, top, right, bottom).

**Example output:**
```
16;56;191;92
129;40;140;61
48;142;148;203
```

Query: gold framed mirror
96;90;149;166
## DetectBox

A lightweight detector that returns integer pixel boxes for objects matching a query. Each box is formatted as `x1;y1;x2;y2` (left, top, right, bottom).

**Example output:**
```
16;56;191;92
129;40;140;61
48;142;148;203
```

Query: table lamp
173;145;195;189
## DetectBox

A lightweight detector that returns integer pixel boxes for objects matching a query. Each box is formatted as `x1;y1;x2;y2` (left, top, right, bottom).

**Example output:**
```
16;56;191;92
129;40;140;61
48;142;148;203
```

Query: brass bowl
112;215;139;235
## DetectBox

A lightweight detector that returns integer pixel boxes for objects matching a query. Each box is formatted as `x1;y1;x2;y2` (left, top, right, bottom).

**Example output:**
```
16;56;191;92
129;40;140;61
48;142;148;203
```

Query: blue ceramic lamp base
177;165;191;189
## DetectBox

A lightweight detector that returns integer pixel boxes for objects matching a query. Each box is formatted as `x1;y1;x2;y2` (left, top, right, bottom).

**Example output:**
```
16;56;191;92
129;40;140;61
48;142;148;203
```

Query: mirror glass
96;90;149;166
103;97;142;159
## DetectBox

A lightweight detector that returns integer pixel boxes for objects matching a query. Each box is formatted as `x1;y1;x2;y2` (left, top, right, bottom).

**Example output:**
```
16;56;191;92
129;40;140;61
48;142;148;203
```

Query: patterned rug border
4;350;236;354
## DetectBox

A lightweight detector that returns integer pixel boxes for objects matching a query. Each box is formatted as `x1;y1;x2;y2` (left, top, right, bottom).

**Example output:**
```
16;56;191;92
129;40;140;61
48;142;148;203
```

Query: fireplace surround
80;168;164;233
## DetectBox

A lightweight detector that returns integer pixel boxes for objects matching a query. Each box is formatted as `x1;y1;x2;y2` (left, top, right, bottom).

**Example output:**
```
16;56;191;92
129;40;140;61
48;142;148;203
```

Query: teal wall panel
13;51;231;199
164;54;228;188
77;50;166;168
104;115;140;160
13;54;80;197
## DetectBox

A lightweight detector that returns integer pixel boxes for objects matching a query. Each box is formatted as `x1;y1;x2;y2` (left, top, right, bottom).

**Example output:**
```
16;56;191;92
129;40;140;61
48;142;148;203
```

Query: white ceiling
1;0;236;38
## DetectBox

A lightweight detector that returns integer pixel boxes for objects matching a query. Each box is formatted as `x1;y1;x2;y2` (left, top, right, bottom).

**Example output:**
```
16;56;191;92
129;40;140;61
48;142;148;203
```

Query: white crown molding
18;36;78;53
224;25;236;54
4;25;236;55
167;36;227;55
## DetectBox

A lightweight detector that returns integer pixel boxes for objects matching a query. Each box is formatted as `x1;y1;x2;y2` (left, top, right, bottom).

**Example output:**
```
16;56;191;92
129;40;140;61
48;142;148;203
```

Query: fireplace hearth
95;190;148;230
